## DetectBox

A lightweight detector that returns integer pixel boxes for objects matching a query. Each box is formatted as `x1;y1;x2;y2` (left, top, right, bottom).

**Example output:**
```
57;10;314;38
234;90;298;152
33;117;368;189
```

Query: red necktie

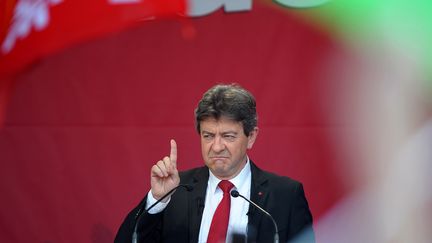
207;180;234;243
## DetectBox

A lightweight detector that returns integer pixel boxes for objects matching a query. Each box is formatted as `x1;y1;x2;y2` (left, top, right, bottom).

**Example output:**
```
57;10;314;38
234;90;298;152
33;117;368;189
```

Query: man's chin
209;166;229;178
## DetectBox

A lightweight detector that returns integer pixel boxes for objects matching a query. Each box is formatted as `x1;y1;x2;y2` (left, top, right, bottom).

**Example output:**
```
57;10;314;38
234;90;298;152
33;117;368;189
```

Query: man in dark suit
115;84;314;243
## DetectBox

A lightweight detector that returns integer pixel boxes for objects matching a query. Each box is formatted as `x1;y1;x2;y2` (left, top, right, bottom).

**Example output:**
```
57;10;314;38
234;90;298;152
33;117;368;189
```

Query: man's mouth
209;156;229;160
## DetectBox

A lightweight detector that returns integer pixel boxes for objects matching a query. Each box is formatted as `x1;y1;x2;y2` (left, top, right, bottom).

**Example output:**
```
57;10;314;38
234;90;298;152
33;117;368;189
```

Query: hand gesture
150;139;180;200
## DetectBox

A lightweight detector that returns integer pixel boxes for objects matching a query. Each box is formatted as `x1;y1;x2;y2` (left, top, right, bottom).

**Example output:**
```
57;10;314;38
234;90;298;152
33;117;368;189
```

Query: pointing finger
170;139;177;166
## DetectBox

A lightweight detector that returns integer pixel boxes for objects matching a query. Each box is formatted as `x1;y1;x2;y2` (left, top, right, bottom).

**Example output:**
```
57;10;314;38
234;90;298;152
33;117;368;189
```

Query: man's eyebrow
221;131;238;135
201;130;238;134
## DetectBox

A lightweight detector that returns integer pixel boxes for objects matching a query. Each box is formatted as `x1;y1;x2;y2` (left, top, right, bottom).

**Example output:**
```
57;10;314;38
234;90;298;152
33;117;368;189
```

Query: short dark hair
195;84;257;136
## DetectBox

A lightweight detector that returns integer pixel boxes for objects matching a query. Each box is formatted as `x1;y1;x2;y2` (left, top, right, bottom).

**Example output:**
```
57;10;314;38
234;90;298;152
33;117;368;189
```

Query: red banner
0;0;187;77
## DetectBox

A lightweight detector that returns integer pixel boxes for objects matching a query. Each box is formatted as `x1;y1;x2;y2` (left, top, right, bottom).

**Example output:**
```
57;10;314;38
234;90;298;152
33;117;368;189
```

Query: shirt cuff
145;190;170;214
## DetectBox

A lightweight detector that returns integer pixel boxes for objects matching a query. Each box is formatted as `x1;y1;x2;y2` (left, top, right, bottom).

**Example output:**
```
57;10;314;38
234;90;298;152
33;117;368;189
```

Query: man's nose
211;136;225;153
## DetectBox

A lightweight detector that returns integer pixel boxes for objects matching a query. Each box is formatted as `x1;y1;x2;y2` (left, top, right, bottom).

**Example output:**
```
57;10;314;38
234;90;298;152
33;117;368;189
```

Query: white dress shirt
146;158;252;243
198;159;251;243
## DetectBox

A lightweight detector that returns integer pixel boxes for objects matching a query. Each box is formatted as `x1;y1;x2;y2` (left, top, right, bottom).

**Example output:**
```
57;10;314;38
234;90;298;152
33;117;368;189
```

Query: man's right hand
150;139;180;201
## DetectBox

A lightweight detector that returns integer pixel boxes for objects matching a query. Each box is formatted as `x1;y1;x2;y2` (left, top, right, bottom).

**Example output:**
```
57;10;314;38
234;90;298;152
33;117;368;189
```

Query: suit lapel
187;167;209;243
247;162;269;242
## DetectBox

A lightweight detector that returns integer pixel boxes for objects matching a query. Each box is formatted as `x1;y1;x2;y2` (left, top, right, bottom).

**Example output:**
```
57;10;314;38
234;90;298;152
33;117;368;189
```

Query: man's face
200;117;258;180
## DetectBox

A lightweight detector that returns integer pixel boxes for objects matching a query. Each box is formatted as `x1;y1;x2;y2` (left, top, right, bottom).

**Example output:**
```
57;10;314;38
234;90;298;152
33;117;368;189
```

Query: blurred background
1;0;431;242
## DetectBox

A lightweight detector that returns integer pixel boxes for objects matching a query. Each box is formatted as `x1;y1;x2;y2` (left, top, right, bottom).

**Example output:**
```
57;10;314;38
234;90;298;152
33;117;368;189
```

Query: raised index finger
170;139;177;165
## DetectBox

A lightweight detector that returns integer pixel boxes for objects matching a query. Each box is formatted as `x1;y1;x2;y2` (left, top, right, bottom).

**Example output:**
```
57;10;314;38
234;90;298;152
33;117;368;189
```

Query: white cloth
145;190;170;214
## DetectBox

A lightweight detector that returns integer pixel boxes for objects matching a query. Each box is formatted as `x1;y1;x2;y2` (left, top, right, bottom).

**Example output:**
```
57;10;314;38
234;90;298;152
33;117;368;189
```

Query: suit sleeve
114;196;164;243
288;183;315;243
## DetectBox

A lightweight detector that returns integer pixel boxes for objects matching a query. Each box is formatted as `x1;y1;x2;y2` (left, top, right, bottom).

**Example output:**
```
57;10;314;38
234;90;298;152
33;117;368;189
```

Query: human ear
247;127;259;149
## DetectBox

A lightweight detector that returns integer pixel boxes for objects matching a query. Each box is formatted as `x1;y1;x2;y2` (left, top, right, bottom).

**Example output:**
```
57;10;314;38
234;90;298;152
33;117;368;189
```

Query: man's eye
203;134;213;139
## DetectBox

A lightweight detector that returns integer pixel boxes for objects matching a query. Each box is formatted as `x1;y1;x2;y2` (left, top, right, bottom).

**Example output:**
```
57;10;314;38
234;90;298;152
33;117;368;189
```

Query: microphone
230;190;279;243
132;184;194;243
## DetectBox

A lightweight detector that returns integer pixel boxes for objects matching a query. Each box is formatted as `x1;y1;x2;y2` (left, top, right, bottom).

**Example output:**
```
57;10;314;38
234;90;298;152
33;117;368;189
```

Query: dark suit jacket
115;161;314;243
